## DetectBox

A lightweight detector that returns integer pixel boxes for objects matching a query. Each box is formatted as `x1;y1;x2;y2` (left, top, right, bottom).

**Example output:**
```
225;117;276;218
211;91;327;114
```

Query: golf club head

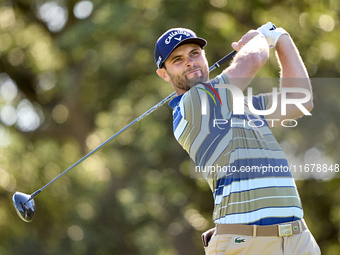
12;192;35;222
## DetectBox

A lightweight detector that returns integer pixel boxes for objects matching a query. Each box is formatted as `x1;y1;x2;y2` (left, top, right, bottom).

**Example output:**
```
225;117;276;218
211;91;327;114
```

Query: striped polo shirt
169;73;303;226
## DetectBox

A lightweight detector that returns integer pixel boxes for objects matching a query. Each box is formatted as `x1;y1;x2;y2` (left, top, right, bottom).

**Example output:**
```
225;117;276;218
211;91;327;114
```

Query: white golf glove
257;22;289;48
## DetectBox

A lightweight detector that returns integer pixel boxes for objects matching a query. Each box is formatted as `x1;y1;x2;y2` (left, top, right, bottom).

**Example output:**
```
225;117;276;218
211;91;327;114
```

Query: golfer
154;23;320;255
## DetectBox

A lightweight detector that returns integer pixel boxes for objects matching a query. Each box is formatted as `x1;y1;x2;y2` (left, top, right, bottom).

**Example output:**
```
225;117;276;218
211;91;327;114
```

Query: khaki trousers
205;229;321;255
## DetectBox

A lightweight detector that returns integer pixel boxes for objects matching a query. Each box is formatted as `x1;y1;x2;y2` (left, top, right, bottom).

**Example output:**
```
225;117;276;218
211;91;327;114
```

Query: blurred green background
0;0;339;254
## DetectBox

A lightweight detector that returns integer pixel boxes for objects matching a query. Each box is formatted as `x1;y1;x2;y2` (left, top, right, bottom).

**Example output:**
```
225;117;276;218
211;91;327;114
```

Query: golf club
12;50;237;223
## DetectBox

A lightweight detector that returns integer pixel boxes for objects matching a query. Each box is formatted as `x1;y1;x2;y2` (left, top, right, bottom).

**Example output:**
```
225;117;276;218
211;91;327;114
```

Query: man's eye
173;58;181;63
191;51;200;56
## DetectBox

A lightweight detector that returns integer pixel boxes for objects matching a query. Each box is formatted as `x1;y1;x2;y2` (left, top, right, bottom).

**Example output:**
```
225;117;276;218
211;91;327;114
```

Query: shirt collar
168;94;183;109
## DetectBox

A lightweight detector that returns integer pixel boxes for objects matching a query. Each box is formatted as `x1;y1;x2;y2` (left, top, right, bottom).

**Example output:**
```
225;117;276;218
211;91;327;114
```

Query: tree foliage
0;0;339;254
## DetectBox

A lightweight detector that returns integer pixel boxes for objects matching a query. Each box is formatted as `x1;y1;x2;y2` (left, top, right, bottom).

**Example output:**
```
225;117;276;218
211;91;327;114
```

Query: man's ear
156;68;170;82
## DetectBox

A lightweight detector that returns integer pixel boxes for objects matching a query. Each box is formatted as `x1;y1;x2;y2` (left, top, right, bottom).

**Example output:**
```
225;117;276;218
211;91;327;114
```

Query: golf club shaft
28;50;237;201
209;50;237;71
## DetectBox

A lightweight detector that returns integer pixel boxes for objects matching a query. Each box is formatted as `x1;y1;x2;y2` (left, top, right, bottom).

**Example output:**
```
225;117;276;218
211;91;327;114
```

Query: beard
167;65;209;91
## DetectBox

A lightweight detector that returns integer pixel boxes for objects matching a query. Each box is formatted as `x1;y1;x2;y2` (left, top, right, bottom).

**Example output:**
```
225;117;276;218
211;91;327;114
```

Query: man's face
163;44;209;91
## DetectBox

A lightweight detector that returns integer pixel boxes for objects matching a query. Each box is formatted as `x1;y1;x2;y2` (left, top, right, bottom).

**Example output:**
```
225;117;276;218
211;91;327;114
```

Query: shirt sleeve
252;94;269;111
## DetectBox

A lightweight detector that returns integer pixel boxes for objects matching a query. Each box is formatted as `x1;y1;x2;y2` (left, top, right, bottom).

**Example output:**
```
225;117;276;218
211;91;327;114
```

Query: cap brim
160;37;207;68
175;37;207;49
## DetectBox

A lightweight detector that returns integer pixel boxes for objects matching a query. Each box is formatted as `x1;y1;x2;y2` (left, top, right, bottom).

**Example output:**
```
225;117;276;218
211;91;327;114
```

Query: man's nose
185;56;196;67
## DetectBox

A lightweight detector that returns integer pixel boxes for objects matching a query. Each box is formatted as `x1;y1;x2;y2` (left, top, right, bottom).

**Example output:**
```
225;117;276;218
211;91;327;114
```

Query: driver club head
12;192;35;222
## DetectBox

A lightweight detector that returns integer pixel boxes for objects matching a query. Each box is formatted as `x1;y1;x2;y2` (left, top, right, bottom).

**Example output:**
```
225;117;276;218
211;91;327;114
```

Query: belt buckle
278;224;293;236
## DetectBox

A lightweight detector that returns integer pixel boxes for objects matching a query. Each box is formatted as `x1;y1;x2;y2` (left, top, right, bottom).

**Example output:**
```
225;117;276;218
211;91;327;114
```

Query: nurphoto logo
200;83;312;127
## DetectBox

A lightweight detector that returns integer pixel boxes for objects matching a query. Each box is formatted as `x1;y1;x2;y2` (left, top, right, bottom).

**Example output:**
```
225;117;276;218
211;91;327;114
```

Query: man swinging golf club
155;23;320;254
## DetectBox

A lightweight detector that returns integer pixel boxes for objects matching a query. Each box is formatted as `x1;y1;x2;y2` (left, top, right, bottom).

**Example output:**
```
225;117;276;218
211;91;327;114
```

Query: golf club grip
209;50;237;72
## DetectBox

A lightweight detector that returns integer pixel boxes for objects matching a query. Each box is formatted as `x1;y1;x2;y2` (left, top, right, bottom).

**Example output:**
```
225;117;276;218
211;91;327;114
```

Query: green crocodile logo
235;237;246;243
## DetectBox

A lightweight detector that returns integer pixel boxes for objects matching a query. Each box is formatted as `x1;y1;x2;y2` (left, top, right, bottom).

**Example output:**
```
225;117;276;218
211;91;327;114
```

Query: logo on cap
164;30;191;44
156;56;162;68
